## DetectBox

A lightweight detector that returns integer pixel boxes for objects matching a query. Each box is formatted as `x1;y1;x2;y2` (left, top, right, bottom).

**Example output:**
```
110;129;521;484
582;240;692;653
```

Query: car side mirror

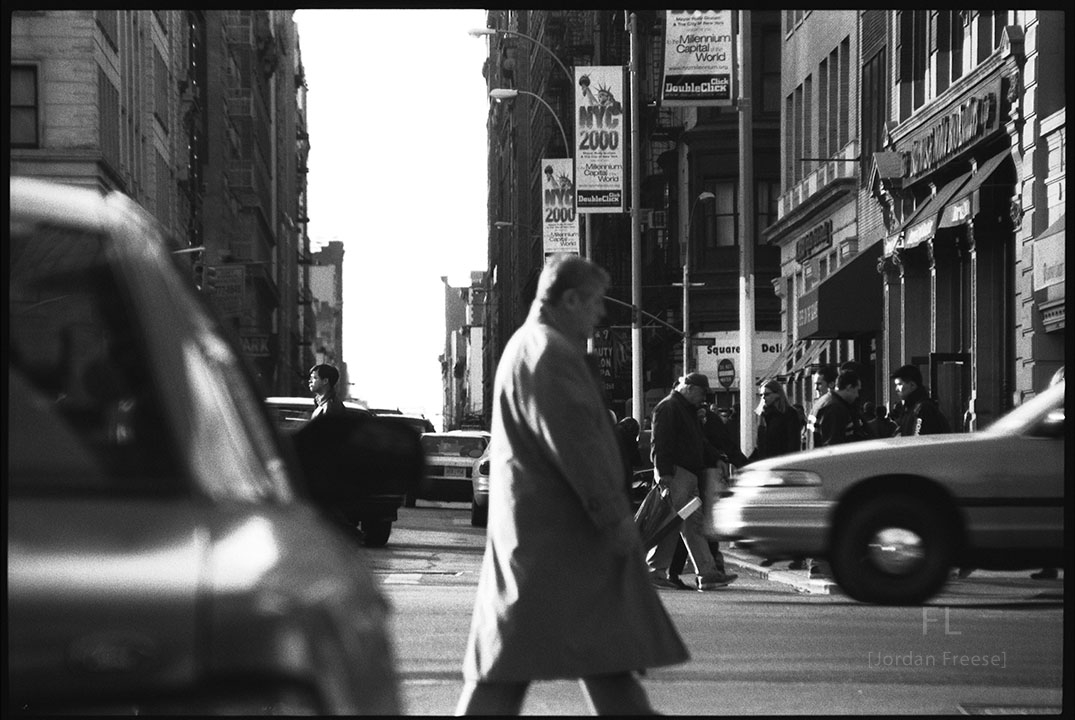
289;413;425;511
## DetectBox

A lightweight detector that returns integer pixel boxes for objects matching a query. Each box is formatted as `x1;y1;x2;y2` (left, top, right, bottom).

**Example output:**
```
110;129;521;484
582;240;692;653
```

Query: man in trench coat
457;255;688;715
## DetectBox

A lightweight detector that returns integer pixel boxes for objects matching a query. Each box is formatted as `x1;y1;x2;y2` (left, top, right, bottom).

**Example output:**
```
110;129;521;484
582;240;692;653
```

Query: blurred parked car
8;178;401;714
418;431;491;505
470;444;492;527
713;379;1066;605
369;410;436;506
369;408;437;435
264;397;413;547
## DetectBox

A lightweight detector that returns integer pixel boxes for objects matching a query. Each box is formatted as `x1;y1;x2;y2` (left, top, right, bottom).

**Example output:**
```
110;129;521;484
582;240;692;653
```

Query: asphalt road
362;502;1065;715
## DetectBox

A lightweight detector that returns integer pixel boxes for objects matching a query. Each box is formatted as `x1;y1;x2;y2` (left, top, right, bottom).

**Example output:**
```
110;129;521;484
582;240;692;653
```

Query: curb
722;549;841;595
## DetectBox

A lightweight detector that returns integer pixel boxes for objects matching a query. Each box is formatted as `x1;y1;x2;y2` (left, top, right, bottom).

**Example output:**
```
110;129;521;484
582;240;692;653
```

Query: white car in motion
713;380;1065;605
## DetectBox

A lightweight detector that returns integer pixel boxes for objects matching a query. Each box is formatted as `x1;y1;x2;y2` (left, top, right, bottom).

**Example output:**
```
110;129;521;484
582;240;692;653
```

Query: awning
757;339;801;381
938;150;1011;229
797;242;884;339
786;339;828;378
886;171;971;254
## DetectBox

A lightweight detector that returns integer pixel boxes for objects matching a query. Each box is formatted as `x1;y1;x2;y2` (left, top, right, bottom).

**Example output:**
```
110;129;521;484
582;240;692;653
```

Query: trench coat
461;304;689;682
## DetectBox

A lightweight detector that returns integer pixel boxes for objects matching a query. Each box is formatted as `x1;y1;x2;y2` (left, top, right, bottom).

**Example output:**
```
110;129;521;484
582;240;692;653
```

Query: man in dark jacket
647;373;736;591
891;364;950;436
816;369;870;446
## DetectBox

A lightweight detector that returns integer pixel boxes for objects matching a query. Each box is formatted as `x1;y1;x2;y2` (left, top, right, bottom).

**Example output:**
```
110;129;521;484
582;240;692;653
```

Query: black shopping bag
634;484;701;552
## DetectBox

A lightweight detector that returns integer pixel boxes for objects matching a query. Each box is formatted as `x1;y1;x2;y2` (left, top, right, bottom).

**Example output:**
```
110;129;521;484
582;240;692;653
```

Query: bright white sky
294;9;489;426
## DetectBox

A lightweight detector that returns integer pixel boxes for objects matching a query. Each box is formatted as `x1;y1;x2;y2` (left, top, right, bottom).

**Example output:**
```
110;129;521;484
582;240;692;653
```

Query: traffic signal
194;264;218;292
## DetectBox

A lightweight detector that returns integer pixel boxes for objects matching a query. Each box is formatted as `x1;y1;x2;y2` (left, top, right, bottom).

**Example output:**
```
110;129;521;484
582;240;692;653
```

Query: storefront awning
884;171;971;255
797;242;883;339
938;150;1011;229
786;339;828;378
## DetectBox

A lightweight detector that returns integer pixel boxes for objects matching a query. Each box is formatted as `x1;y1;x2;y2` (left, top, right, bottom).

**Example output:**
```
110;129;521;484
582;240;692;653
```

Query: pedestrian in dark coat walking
458;255;687;715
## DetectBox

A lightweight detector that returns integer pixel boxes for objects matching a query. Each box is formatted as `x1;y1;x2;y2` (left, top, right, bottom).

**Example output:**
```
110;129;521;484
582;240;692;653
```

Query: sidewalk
720;544;1064;595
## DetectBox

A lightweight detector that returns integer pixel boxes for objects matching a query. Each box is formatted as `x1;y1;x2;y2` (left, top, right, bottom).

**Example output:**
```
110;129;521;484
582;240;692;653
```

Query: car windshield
421;434;488;457
980;380;1065;437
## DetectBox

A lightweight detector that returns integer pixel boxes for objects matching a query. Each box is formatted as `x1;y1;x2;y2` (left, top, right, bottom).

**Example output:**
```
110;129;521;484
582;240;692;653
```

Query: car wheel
830;493;954;605
360;520;392;547
470;502;487;527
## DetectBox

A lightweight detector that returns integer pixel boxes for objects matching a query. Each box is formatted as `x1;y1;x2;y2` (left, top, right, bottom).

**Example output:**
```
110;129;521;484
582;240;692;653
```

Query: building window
760;25;781;114
977;10;1007;63
818;57;829;161
10;65;38;148
98;68;120;169
803;74;813;177
793;83;804;184
154;50;169;133
860;48;887;185
156;150;172;229
698;180;737;263
756;180;779;244
784;92;794;189
897;10;928;120
838;36;849;147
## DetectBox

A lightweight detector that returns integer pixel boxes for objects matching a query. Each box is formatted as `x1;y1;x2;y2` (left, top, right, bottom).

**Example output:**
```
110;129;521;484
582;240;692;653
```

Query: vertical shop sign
575;66;625;213
541;158;580;255
210;265;245;318
661;10;736;106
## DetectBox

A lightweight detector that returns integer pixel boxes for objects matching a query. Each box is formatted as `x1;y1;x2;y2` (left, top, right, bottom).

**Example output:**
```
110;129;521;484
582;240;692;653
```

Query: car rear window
8;222;183;494
420;435;488;457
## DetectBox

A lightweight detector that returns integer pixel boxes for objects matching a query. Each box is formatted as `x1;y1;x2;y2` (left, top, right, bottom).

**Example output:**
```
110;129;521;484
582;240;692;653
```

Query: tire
829;493;954;605
470;502;488;527
360;519;392;547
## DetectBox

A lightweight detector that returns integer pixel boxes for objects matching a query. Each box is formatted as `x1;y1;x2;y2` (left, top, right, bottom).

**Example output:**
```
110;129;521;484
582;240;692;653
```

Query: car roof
264;396;370;411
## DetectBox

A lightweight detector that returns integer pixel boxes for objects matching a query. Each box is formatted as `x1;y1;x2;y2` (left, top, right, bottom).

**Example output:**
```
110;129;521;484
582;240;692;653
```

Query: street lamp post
468;28;574;87
489;88;570;157
679;191;715;373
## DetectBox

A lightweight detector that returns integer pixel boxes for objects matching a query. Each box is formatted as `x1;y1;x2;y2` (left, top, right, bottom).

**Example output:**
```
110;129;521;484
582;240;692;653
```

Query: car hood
743;434;974;472
736;431;1058;501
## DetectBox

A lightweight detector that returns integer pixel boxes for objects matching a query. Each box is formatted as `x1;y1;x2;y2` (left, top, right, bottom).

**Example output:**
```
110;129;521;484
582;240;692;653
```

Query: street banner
574;65;625;213
661;10;736;107
541;157;580;255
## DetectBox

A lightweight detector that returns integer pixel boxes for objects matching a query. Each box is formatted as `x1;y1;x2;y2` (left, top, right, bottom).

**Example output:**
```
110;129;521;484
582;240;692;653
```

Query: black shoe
668;575;691;590
1031;568;1058;580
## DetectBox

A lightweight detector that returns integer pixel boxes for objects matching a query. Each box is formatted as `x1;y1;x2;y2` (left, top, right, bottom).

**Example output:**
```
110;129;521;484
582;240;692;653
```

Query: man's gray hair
536;253;611;306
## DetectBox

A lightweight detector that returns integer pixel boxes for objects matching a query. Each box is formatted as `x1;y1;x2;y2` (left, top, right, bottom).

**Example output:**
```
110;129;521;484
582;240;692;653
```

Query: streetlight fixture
468;28;573;87
489;88;570;158
674;191;715;373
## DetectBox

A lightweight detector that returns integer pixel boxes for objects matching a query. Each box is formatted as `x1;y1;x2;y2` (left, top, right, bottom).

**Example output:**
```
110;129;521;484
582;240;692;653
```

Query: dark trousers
670;536;726;577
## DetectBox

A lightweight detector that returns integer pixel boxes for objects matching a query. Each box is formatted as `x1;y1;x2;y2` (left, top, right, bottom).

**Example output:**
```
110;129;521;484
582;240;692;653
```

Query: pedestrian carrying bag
634;484;702;552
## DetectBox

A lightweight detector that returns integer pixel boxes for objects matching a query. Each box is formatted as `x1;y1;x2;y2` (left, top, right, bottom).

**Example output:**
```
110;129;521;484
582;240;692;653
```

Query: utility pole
628;12;644;426
737;10;755;453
